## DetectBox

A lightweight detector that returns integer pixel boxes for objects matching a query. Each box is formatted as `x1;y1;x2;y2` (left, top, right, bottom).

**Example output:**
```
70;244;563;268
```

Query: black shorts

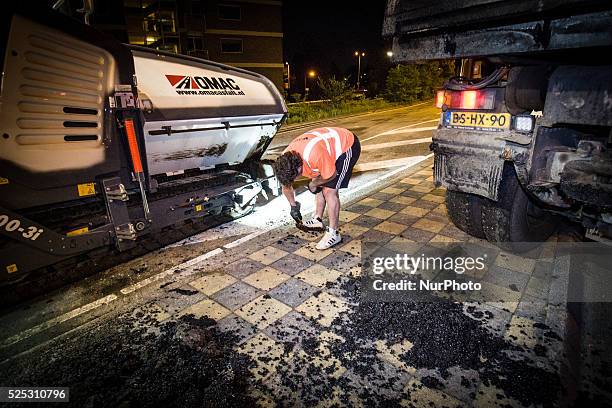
323;135;361;190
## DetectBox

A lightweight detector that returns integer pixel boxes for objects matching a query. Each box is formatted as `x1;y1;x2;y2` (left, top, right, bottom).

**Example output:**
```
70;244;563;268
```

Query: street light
304;69;316;97
386;50;393;57
354;51;365;90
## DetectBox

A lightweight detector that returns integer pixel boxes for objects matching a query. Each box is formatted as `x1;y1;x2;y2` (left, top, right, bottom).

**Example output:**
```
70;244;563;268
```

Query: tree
383;60;455;103
316;76;352;107
383;65;421;103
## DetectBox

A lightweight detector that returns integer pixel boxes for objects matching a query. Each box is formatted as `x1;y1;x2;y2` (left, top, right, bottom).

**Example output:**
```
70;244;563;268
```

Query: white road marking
361;137;432;151
361;119;439;142
340;154;434;198
120;248;225;295
276;101;431;135
353;156;432;172
1;294;117;348
223;231;268;249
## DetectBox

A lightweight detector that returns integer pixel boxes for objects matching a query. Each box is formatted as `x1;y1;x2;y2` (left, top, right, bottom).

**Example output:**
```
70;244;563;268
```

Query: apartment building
85;0;284;89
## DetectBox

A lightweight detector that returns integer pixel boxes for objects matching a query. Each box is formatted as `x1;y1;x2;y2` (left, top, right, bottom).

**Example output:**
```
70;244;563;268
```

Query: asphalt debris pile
253;277;566;406
0;309;256;408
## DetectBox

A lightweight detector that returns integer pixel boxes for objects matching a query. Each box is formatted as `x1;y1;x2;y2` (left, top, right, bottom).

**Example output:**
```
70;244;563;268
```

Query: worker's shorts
323;135;361;190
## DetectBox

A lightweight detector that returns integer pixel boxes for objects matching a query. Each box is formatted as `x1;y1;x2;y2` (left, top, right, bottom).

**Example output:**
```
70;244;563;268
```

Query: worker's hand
308;180;322;194
290;201;302;223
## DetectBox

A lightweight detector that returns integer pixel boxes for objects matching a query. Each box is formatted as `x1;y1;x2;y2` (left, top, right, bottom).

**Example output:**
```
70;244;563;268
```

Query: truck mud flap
434;152;503;200
431;128;512;200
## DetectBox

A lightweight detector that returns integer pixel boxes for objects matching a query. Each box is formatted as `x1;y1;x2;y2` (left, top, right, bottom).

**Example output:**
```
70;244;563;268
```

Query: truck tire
481;167;556;252
445;190;486;238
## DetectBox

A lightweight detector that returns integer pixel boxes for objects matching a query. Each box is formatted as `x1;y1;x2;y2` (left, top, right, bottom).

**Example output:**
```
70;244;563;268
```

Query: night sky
282;0;392;95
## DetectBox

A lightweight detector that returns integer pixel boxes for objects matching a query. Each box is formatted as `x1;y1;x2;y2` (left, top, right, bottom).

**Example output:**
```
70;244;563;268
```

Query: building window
220;38;243;54
218;4;241;21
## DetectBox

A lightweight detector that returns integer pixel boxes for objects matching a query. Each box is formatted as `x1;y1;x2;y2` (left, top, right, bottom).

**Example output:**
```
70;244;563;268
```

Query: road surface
0;102;440;352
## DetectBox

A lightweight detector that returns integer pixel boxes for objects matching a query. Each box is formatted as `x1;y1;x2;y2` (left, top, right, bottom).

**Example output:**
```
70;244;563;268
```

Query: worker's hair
273;151;302;186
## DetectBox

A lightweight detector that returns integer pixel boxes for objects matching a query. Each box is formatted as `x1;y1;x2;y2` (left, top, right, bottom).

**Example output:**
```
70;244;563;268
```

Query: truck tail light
435;89;496;110
435;90;445;108
460;91;477;109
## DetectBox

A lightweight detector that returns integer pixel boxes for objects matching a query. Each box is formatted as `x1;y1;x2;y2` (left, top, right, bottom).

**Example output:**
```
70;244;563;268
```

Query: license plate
449;111;510;130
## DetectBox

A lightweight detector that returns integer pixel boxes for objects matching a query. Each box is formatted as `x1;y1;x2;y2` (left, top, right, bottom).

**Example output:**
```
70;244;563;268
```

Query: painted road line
361;119;439;142
1;295;118;348
268;124;437;155
354;156;431;172
346;154;434;197
277;101;431;134
224;230;269;249
361;137;433;151
120;248;225;295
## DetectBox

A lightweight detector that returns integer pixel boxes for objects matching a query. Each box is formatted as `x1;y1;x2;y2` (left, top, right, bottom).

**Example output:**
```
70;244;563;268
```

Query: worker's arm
282;184;297;206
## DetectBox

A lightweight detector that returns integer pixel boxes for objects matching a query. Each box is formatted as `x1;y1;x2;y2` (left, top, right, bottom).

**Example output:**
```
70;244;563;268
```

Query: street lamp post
354;51;365;90
304;69;316;98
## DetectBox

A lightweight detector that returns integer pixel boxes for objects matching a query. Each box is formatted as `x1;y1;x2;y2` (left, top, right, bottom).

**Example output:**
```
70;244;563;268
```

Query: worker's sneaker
304;217;324;229
316;227;342;250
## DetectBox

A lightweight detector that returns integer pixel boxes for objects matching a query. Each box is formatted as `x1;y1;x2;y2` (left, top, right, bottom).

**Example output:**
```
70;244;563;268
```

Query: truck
383;0;612;252
0;5;287;286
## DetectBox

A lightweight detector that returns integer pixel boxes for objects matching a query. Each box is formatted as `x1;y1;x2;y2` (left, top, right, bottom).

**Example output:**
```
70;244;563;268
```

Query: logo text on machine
165;75;246;96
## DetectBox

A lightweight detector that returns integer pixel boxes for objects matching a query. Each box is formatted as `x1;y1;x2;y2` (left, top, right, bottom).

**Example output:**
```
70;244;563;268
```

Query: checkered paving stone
371;192;396;201
339;210;360;223
235;295;292;329
380;186;404;195
225;258;265;279
345;203;373;214
352;214;383;229
295;264;342;288
269;253;313;276
157;162;576;406
268;278;318;307
189;272;236;296
318;250;360;274
242;266;290;291
411;199;440;210
361;229;395;244
365;207;396;220
390;195;417;205
248;246;288;265
271;234;309;253
357;197;384;207
211;281;262;311
378;201;407;212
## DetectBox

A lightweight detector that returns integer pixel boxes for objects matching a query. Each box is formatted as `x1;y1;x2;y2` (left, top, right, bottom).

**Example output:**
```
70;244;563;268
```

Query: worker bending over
273;127;361;249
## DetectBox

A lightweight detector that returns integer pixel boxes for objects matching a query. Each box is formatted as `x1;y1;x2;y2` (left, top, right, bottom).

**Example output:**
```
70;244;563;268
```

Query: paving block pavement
145;159;576;406
2;158;608;407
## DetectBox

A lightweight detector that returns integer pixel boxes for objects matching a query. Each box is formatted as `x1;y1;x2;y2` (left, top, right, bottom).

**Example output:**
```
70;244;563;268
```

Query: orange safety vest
283;127;354;179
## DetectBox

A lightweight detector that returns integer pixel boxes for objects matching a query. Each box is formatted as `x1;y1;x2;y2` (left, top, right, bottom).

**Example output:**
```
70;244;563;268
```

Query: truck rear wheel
481;167;556;252
445;190;486;238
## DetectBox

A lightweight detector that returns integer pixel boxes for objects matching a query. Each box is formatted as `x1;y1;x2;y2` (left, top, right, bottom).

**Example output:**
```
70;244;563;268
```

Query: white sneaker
316;228;342;250
304;217;324;229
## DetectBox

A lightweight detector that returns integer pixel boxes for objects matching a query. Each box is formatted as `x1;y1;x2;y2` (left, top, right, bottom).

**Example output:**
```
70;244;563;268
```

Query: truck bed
383;0;612;62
